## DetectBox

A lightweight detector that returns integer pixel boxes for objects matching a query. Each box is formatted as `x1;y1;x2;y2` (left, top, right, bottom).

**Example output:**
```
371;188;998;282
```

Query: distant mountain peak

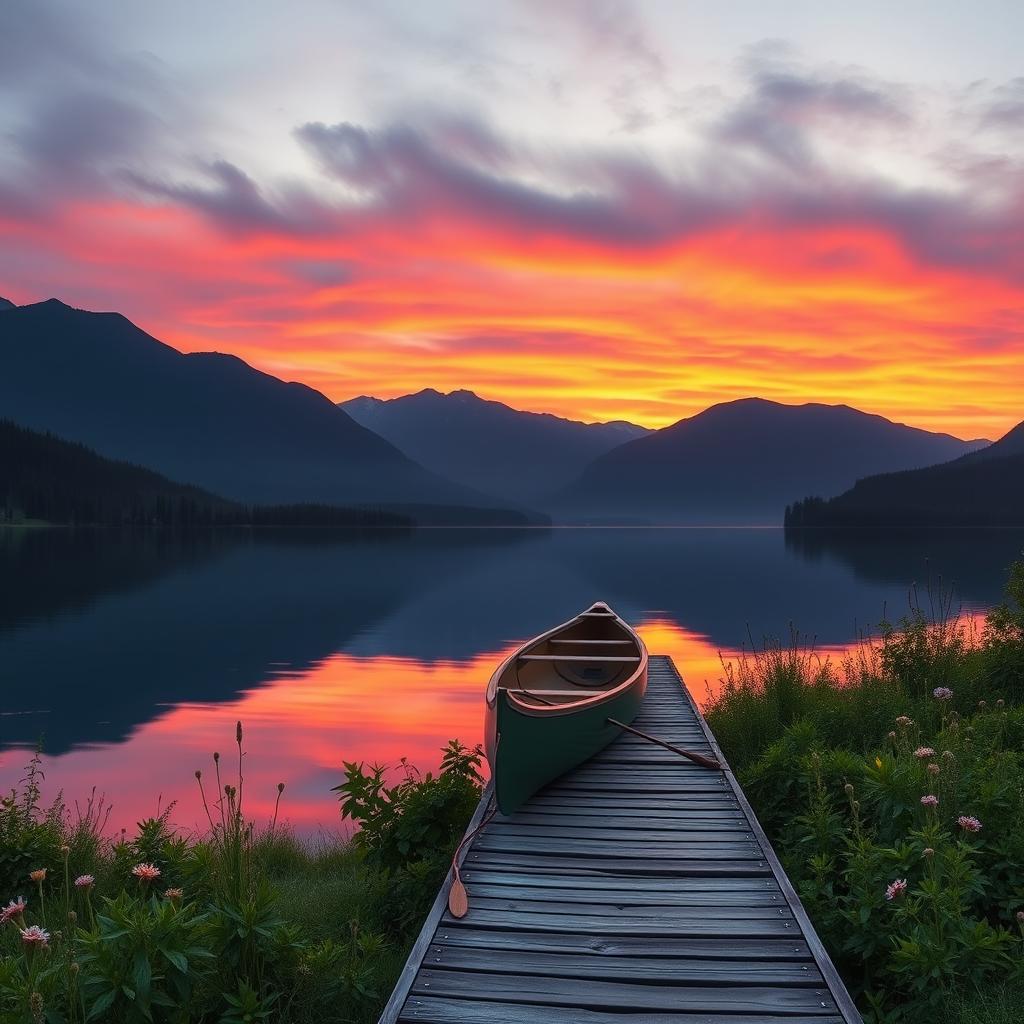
0;296;15;311
340;388;650;500
554;399;990;525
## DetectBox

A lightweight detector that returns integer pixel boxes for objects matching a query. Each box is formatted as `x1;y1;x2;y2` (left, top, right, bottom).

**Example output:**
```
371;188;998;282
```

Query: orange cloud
3;176;1022;441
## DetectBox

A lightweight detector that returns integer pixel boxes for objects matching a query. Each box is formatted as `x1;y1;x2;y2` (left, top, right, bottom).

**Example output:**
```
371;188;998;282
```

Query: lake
1;526;1022;836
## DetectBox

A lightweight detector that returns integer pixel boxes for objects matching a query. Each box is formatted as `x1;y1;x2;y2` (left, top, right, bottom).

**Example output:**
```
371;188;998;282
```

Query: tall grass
0;727;483;1023
706;559;1024;1023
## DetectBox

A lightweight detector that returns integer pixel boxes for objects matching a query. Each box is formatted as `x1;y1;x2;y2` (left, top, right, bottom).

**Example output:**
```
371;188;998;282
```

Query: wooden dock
379;655;862;1023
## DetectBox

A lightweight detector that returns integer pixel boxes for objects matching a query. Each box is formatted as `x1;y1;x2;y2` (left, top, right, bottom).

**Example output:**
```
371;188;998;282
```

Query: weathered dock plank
379;656;862;1024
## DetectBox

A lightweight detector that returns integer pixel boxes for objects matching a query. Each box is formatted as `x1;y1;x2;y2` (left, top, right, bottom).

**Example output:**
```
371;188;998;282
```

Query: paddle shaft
607;717;722;770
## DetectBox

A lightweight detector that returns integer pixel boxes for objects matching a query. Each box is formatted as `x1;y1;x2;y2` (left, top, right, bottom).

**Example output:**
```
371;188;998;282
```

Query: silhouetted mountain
0;299;528;520
0;297;15;311
553;398;989;525
0;419;415;528
966;419;1024;459
342;388;649;500
786;417;1024;530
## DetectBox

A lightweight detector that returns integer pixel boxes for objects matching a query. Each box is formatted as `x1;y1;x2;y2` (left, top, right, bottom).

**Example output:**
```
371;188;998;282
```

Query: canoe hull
487;669;646;814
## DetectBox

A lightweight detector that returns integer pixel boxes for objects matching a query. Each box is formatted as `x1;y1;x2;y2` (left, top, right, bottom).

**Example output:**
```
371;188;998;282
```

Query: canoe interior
486;602;649;815
492;604;643;705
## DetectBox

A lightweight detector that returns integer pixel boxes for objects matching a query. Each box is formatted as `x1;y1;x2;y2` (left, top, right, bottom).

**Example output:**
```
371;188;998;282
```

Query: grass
705;557;1024;1023
0;733;483;1023
5;560;1023;1022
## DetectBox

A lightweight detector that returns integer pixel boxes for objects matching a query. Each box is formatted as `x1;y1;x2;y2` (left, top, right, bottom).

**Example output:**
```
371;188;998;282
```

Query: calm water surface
1;527;1022;835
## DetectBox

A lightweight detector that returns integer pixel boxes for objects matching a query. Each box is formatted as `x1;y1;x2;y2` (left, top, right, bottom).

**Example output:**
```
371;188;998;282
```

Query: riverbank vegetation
0;731;483;1023
4;560;1023;1022
706;557;1024;1022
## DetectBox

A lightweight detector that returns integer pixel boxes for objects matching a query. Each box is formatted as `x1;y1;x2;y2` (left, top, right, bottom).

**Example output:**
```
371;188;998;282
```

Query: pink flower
914;747;936;759
0;897;27;926
74;875;94;889
933;687;953;700
921;794;939;808
895;716;914;727
922;848;935;858
885;878;908;901
29;869;46;883
20;925;49;949
957;815;982;833
927;763;940;775
131;863;161;883
163;887;184;903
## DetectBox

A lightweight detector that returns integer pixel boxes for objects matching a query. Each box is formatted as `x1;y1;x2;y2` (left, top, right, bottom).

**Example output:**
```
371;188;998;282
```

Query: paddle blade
448;878;469;918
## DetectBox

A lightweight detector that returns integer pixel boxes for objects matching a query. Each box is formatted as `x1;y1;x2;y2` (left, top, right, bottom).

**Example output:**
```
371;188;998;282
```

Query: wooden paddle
607;717;722;770
447;803;497;918
447;866;469;918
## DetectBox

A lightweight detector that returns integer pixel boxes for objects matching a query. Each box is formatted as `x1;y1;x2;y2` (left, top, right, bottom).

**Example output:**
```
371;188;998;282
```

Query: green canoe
484;602;648;815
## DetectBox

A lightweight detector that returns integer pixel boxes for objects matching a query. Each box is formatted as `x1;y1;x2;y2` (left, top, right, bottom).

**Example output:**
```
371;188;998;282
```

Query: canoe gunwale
486;602;649;720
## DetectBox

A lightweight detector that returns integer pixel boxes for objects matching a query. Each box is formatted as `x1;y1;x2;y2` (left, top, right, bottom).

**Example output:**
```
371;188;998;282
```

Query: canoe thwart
517;654;641;663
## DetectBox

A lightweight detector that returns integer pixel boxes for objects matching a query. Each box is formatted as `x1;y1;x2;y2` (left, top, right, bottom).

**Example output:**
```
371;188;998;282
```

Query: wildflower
887;731;897;741
922;848;934;858
978;700;987;709
885;879;908;901
957;815;982;833
60;845;70;858
20;925;50;949
997;699;1005;708
927;763;940;775
0;897;27;926
874;757;883;768
844;783;854;796
942;750;954;760
163;888;184;904
921;794;939;808
132;863;161;884
895;716;913;727
914;747;936;759
933;687;953;700
29;869;46;883
74;874;94;889
1017;910;1024;923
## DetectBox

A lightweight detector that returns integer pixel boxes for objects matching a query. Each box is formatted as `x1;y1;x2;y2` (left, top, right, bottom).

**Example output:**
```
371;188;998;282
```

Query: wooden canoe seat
512;689;612;699
550;639;634;645
517;654;640;663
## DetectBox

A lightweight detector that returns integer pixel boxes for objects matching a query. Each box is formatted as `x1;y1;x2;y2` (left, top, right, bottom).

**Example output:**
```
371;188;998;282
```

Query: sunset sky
2;1;1022;439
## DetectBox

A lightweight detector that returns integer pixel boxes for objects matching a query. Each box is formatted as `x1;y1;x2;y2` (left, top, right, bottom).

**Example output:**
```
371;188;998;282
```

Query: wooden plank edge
662;656;864;1024
378;781;496;1024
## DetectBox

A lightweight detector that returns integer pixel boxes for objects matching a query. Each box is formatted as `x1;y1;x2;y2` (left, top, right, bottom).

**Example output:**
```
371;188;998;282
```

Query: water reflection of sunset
0;621;733;836
0;609;994;837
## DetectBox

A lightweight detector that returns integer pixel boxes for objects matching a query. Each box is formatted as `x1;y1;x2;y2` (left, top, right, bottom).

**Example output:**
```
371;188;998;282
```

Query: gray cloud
126;160;330;236
716;53;911;171
13;92;157;187
980;77;1024;129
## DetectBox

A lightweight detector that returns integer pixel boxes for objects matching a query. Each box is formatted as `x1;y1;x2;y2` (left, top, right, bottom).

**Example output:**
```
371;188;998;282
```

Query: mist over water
1;527;1021;834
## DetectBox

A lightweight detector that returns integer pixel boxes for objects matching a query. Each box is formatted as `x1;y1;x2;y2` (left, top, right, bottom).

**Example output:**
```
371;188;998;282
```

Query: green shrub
706;559;1024;1022
0;727;481;1023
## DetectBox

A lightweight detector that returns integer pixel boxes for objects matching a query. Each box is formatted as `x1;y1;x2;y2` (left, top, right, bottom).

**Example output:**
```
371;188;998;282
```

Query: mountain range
342;388;649;500
550;398;988;524
786;416;1024;530
0;298;534;522
0;295;1005;526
